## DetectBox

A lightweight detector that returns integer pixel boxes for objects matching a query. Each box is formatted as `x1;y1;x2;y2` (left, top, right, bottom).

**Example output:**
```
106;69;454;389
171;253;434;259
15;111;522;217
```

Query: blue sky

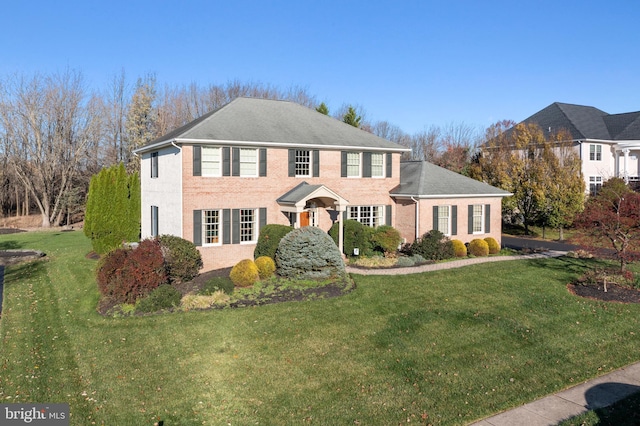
1;0;638;134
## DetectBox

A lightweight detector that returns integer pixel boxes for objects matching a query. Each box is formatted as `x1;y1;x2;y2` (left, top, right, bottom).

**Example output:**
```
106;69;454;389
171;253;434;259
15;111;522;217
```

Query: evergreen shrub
96;239;167;304
409;230;454;260
469;239;490;257
371;225;402;255
157;235;203;283
329;220;373;257
254;224;293;259
452;239;467;257
230;259;260;287
484;237;500;254
199;277;234;295
277;226;345;279
396;256;415;267
136;284;182;313
255;256;276;279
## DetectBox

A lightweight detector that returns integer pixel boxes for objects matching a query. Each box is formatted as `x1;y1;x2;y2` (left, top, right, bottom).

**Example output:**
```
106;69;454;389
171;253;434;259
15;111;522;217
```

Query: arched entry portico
277;182;349;254
614;142;640;183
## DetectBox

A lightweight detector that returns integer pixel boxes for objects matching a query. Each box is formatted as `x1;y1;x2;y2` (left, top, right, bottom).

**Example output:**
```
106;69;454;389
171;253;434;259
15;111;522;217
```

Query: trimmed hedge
452;239;467;257
254;224;293;259
329;220;373;257
484;237;500;254
255;256;276;279
469;239;489;257
371;225;402;254
136;284;182;313
230;259;260;287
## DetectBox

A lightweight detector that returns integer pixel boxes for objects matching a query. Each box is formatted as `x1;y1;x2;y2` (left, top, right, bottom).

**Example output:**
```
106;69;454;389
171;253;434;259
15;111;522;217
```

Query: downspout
171;140;181;153
411;196;419;240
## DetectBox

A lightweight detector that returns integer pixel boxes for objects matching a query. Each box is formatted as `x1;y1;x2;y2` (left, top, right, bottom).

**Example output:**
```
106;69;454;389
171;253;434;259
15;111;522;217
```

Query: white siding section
140;146;183;238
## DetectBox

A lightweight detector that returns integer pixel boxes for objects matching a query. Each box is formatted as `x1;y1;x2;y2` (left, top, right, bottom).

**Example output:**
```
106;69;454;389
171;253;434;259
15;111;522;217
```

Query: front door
300;211;310;227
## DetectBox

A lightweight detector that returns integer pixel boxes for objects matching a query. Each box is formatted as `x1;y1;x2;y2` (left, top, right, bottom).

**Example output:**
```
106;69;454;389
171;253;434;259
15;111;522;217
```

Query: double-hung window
349;205;383;227
590;144;602;161
295;150;311;177
240;208;256;242
472;204;484;234
347;152;360;177
202;209;221;245
239;148;258;177
589;176;603;196
371;153;384;177
437;205;450;235
202;147;222;176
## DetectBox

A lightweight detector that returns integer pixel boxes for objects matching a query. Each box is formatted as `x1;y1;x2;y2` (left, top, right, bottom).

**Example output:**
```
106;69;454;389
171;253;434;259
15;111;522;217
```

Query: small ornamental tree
574;178;640;271
276;226;345;279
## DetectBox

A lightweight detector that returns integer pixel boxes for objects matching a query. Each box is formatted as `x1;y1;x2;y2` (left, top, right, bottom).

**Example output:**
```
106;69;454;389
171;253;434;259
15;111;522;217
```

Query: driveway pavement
502;235;579;253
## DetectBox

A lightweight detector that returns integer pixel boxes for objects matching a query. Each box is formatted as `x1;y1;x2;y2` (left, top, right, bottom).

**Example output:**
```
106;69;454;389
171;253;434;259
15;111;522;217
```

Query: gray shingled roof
521;102;640;140
136;97;410;152
391;161;511;198
276;182;323;205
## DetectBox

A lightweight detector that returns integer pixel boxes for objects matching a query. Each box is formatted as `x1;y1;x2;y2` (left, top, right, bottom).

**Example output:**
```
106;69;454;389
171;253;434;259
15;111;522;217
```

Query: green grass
1;231;640;425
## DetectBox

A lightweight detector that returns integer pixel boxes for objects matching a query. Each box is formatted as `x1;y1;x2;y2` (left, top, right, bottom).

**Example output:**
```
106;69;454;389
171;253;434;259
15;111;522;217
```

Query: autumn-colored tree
574;178;640;271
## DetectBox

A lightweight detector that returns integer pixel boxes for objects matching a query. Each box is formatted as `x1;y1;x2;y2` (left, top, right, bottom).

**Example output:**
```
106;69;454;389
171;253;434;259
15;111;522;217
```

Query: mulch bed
0;228;26;235
567;282;640;304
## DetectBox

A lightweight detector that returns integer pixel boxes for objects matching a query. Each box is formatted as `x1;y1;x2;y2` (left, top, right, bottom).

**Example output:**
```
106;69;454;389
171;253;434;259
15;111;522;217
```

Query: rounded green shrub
484;237;500;254
96;239;167;304
409;230;454;261
230;259;260;287
157;234;203;283
396;256;415;267
329;220;373;257
468;239;489;257
199;277;235;295
254;224;293;259
276;226;346;279
136;284;182;313
255;256;276;279
371;225;402;255
452;239;467;257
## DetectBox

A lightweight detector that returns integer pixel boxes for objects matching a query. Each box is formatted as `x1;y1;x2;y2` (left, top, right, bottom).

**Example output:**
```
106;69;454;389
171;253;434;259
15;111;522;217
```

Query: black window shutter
468;205;474;234
385;205;392;226
151;205;159;236
259;207;267;230
259;148;267;177
386;153;392;178
223;209;231;244
363;152;372;178
343;210;347;221
193;210;202;246
232;209;240;244
485;204;491;233
193;146;201;176
232;148;240;176
452;205;458;236
222;147;231;176
433;206;438;231
313;150;319;177
151;152;158;178
341;151;347;177
288;149;296;177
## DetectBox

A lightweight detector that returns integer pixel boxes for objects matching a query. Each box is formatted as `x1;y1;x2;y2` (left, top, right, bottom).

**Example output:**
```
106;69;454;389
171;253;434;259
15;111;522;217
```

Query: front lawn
1;231;640;425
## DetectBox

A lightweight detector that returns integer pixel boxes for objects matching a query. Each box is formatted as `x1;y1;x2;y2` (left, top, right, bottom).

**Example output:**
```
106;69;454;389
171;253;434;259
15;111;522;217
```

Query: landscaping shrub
329;220;373;257
484;237;500;254
255;256;276;279
452;239;467;257
96;239;167;304
254;224;293;259
409;230;454;261
396;256;415;267
276;226;346;279
199;277;234;295
370;225;402;255
181;292;230;310
157;235;203;283
410;254;427;265
230;259;260;287
468;239;489;257
136;284;182;313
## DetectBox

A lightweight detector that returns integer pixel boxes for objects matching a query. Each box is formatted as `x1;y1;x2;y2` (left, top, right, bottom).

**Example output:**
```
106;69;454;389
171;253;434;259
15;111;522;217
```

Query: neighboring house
134;97;509;271
516;102;640;194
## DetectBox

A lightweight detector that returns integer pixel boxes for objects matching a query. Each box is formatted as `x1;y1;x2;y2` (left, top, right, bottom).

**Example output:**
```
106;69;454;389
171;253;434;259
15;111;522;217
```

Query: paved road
502;235;579;252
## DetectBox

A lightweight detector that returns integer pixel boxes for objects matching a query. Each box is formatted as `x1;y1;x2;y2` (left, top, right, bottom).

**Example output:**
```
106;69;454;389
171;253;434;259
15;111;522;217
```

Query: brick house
134;97;510;271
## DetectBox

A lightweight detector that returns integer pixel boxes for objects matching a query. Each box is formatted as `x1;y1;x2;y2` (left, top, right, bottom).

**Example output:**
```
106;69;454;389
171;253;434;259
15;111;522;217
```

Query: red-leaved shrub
96;239;168;304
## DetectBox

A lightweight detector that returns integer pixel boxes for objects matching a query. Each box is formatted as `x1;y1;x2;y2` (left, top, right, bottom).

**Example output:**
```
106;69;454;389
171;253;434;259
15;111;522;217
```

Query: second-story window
590;144;602;161
295;150;311;177
202;147;221;176
239;148;258;177
347;152;360;177
371;153;384;177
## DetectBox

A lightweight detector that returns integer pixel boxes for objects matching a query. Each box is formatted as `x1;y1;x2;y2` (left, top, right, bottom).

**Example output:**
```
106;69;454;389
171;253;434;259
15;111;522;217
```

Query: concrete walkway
347;251;640;425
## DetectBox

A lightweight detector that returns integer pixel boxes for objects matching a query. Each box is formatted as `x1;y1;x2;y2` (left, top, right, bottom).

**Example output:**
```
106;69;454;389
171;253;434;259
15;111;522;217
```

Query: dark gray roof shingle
391;161;511;198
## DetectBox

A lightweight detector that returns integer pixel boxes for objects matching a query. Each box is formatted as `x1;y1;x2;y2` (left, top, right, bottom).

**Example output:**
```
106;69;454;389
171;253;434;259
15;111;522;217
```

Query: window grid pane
359;206;372;227
372;206;383;227
203;210;220;244
473;205;483;233
371;153;384;177
202;147;221;176
240;209;255;242
347;152;360;177
240;148;258;176
438;205;450;235
295;150;311;176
